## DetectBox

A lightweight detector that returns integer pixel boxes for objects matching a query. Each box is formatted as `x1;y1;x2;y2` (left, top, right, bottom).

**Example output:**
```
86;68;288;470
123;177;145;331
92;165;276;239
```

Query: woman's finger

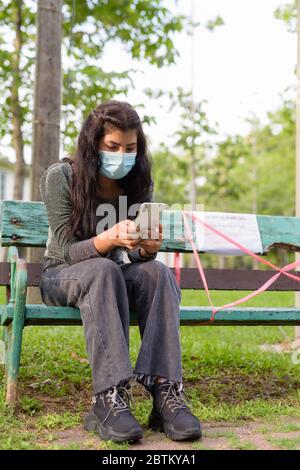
124;238;140;247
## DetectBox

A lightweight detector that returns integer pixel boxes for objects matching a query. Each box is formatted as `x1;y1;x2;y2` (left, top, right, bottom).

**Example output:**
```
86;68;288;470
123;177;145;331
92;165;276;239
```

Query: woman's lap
39;256;180;308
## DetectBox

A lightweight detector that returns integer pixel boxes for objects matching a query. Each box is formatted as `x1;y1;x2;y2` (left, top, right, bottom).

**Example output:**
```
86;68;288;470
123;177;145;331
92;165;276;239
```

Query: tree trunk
11;0;26;201
28;0;62;303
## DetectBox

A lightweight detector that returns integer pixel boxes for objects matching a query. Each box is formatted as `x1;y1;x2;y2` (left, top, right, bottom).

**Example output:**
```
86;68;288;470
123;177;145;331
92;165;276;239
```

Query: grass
35;412;82;431
1;287;300;449
257;421;300;434
193;430;257;450
227;435;257;450
267;437;300;450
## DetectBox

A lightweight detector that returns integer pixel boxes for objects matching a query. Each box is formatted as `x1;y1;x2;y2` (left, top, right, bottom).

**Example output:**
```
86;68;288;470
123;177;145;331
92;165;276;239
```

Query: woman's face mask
98;150;137;179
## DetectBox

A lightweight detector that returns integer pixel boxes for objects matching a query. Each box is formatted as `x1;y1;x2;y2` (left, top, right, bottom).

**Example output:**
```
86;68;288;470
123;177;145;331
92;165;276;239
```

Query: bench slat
0;200;48;247
2;305;300;326
1;200;300;254
1;263;300;290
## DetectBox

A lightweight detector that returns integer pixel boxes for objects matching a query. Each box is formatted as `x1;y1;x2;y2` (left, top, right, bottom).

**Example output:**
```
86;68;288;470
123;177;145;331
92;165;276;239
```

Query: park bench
1;199;300;406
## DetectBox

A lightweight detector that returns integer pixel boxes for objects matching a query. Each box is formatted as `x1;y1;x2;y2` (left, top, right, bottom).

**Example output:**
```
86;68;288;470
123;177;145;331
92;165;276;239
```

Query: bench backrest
1;200;300;292
1;200;300;254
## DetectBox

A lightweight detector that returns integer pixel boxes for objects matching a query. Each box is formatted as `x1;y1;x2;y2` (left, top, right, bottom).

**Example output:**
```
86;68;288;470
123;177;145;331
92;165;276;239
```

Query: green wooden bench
1;199;300;406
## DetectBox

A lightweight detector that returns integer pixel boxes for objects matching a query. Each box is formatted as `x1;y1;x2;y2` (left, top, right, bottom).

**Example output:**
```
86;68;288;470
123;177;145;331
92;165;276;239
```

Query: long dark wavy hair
63;100;153;240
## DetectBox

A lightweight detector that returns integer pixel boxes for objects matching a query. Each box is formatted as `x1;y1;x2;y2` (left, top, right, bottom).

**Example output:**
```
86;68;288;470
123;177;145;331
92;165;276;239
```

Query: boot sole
84;412;143;443
148;409;202;441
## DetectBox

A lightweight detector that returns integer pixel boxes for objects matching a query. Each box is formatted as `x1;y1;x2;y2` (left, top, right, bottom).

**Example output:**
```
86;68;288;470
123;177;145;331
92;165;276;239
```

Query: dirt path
37;418;300;450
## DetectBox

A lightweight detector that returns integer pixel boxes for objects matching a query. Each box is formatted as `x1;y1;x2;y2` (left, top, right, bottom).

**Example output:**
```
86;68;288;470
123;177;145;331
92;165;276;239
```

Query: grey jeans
39;256;183;395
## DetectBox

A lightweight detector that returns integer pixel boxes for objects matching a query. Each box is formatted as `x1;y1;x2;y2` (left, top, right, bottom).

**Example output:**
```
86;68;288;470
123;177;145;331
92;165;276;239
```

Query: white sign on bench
193;211;263;255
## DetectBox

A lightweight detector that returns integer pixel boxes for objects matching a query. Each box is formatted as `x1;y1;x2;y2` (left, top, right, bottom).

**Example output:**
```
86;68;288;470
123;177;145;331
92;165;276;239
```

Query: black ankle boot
148;381;202;441
84;384;143;443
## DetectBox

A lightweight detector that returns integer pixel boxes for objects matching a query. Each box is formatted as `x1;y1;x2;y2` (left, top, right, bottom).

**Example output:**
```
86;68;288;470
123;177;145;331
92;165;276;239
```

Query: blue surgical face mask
98;150;137;179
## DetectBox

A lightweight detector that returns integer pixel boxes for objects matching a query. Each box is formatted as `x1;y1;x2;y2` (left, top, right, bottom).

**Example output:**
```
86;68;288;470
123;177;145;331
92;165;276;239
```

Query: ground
1;289;300;450
35;418;300;451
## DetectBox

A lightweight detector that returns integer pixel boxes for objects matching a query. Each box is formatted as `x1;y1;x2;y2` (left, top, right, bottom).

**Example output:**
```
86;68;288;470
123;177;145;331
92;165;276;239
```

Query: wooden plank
2;304;300;326
2;200;300;254
0;305;13;326
160;211;300;254
178;307;300;325
0;263;10;284
257;215;300;253
175;267;300;291
1;262;300;290
0;200;48;247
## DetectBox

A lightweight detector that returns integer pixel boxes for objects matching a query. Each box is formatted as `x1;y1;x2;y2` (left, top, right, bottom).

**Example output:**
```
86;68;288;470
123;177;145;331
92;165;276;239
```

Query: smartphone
134;202;167;240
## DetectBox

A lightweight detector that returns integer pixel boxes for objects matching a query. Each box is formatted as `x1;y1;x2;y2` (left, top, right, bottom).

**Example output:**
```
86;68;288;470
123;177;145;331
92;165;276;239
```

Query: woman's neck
97;175;124;199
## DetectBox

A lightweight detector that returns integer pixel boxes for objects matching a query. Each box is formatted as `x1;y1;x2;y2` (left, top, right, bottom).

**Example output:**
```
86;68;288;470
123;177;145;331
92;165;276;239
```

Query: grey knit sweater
39;160;157;266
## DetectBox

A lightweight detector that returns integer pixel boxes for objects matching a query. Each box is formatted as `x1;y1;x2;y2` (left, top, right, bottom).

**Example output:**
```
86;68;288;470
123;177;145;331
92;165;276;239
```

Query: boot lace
159;382;193;415
117;383;133;408
92;385;131;425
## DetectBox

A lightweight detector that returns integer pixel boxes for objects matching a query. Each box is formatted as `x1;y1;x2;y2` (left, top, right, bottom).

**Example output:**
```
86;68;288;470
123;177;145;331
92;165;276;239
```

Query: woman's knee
135;259;174;283
148;260;180;298
135;259;181;302
83;257;123;283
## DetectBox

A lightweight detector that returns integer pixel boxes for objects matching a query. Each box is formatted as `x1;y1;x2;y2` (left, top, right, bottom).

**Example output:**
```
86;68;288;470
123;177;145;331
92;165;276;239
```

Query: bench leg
2;324;12;381
6;323;24;405
5;259;27;407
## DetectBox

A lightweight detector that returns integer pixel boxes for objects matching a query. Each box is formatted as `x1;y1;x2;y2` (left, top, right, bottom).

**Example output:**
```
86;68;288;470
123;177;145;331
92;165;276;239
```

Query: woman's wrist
94;231;116;255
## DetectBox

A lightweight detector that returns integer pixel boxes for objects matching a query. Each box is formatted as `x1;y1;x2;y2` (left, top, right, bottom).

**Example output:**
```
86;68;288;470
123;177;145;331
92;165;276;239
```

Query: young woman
39;100;201;443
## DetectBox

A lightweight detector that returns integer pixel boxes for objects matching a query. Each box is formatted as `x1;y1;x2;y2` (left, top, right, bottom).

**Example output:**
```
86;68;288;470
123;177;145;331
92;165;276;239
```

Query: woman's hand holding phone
94;218;163;257
95;219;141;255
110;219;141;250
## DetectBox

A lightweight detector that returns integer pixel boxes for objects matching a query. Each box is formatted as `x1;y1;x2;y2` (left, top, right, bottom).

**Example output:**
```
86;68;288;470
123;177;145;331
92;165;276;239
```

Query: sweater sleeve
126;180;158;263
39;162;110;265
